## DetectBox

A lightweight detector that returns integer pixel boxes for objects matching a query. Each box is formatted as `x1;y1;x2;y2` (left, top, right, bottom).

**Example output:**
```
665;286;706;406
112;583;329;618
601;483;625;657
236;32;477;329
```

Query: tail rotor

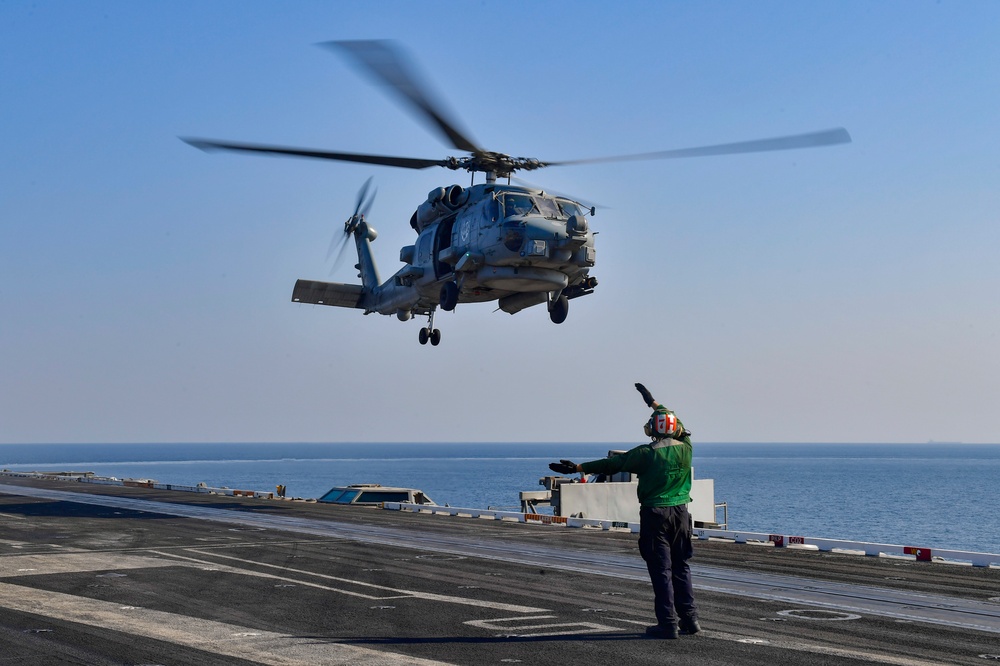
327;177;377;275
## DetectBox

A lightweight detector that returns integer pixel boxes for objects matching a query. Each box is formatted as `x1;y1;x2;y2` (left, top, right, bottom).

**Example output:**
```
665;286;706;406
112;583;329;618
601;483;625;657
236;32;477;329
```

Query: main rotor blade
320;40;484;155
548;128;852;166
182;138;450;170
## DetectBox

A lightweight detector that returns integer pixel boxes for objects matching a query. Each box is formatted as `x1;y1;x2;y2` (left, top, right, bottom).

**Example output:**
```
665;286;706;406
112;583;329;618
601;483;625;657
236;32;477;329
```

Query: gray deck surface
1;475;998;665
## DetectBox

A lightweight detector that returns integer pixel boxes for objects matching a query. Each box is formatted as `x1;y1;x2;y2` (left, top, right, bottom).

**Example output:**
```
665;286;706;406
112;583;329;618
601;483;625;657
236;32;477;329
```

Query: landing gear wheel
419;309;440;346
439;282;459;311
549;295;569;324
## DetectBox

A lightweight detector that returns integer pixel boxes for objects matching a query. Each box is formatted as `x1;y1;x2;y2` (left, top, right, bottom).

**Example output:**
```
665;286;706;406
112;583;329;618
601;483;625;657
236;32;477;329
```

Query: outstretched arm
635;383;663;410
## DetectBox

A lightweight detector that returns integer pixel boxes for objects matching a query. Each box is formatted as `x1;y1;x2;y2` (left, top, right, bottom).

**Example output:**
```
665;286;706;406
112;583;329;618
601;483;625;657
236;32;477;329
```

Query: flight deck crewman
549;383;700;640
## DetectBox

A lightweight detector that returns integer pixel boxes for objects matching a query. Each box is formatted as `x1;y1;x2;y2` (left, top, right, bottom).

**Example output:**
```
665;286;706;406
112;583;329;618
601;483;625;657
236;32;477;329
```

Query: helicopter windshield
502;193;535;217
502;192;581;220
558;200;583;218
533;197;561;219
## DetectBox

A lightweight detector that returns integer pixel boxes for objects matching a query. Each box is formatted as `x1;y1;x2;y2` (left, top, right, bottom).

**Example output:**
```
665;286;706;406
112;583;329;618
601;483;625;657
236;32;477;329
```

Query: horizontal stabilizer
291;279;365;309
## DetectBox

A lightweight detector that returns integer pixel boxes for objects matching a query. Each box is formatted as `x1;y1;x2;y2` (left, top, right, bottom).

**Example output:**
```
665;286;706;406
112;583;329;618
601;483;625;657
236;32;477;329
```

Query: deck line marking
0;552;179;577
152;549;549;614
0;581;452;666
704;629;952;666
464;616;618;637
602;617;957;666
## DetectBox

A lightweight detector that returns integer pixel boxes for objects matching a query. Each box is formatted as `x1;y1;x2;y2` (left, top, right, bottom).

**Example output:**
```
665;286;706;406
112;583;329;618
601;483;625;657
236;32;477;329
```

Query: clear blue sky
2;1;998;444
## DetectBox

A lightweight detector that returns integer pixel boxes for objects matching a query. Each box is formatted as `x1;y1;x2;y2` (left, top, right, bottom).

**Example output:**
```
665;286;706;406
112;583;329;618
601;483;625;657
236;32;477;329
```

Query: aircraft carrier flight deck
1;473;999;665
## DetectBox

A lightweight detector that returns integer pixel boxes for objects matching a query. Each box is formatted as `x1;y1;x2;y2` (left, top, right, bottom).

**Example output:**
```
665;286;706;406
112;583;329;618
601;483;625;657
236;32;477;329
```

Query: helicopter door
434;217;456;279
416;231;433;267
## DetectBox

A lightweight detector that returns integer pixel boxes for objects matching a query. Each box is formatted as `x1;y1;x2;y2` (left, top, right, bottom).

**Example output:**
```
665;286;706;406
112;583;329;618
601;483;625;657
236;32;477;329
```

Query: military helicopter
184;40;850;346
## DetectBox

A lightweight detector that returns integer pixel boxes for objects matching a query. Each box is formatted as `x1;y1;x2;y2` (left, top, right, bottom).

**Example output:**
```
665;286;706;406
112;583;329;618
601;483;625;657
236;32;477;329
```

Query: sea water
1;442;997;555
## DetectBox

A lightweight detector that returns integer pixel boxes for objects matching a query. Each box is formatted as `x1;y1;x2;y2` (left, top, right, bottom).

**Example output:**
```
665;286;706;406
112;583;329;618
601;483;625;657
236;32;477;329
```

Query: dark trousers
638;504;697;627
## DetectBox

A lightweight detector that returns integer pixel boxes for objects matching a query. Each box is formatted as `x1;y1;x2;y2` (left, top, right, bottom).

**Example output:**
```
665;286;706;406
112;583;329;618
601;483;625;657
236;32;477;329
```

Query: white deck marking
598;616;957;665
702;630;955;666
151;549;549;613
464;615;618;638
0;582;452;665
0;552;176;577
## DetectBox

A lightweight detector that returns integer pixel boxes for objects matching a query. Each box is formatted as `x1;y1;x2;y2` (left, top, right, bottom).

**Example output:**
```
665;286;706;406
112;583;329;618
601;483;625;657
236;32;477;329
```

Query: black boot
678;617;701;635
645;623;679;639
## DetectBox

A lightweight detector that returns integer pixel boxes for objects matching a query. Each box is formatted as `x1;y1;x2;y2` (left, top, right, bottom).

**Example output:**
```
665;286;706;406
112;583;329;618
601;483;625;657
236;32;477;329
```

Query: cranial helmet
644;407;678;440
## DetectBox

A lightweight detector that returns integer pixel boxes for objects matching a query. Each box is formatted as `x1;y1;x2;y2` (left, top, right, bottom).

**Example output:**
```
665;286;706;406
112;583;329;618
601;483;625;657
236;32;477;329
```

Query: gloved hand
548;459;578;475
635;382;655;407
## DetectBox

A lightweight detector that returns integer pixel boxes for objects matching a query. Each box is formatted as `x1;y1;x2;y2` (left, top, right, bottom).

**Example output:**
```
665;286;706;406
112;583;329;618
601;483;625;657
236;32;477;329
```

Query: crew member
549;383;700;639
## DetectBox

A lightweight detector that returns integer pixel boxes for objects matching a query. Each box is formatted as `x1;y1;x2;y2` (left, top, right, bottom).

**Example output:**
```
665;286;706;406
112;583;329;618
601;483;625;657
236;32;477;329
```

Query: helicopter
184;40;850;346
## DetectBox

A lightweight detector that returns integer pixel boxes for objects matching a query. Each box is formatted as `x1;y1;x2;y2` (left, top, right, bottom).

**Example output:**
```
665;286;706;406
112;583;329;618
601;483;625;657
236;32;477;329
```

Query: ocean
1;442;998;555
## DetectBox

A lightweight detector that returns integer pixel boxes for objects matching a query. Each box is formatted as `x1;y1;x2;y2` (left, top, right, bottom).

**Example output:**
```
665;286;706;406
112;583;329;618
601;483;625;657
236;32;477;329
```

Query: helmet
644;407;678;440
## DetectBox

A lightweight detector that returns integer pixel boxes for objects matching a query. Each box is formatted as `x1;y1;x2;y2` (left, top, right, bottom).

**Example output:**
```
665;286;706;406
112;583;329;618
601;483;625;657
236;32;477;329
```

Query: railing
691;527;1000;567
383;501;1000;568
714;501;728;530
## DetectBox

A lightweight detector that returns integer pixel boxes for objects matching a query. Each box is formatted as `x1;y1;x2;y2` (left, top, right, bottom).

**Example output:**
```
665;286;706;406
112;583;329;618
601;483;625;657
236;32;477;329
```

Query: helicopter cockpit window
534;197;561;219
558;200;583;218
502;193;535;217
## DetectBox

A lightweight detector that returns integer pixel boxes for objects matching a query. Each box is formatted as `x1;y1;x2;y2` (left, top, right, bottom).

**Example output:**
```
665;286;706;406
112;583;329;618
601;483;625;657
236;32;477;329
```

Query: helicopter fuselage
336;182;597;324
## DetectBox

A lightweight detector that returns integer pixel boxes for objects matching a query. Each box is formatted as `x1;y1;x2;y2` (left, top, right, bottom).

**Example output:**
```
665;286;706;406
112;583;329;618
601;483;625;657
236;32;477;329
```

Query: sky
2;1;998;445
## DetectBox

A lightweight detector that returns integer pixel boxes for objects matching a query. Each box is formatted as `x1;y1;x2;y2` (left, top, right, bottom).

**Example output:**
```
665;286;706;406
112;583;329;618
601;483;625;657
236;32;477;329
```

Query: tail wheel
418;327;429;345
549;295;569;324
430;329;442;346
439;282;459;311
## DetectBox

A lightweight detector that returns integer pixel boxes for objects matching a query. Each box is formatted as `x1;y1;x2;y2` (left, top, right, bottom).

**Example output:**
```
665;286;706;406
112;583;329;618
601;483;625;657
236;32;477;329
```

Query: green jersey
580;423;692;508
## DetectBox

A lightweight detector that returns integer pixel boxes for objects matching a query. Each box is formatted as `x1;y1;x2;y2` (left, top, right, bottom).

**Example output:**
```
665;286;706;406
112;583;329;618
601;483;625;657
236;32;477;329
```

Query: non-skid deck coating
1;476;999;665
